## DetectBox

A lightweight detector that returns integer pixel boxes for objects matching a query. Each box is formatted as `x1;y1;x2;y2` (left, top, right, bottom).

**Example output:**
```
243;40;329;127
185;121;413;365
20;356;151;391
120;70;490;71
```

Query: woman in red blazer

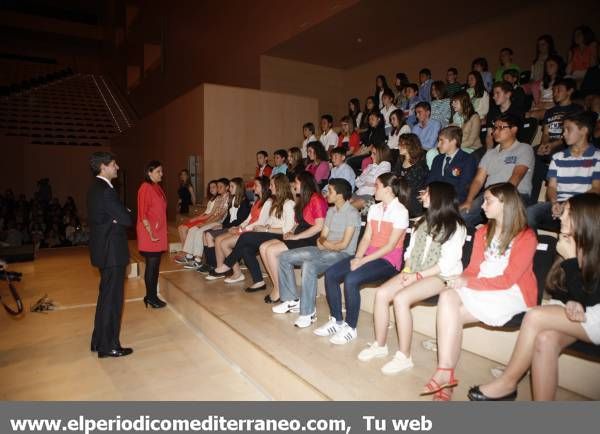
137;160;168;308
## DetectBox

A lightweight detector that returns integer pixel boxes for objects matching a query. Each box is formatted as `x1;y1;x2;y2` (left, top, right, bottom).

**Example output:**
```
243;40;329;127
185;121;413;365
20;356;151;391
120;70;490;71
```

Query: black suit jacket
87;177;132;269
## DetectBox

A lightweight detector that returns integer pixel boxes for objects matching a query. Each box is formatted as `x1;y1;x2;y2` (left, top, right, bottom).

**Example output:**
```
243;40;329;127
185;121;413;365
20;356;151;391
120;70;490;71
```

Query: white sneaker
329;323;357;345
313;317;342;337
357;342;389;362
224;274;245;284
272;299;300;314
380;351;414;375
294;311;316;328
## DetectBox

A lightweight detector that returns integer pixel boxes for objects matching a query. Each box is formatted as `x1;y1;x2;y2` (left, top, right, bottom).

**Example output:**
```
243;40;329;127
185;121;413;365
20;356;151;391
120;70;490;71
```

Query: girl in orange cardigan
422;183;538;401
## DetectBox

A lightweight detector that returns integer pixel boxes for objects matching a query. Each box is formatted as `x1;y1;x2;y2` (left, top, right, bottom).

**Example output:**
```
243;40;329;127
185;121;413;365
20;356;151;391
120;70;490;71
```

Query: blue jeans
324;256;397;329
278;247;350;315
527;202;560;231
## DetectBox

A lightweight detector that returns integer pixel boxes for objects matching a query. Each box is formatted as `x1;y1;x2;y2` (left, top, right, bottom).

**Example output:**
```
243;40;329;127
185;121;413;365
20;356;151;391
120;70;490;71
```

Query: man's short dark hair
328;178;352;200
302;122;315;134
500;47;514;55
563;110;597;140
330;147;347;157
89;151;116;176
321;114;333;124
407;83;419;93
257;150;268;158
419;68;431;77
554;77;577;92
495;113;521;130
274;149;288;159
217;178;230;186
502;69;519;79
382;89;394;99
493;81;513;94
415;101;431;112
447;67;458;75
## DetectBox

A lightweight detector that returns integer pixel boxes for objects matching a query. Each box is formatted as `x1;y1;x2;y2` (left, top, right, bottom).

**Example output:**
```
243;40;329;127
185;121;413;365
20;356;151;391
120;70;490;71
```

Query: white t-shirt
320;129;339;151
301;135;317;158
386;125;412;149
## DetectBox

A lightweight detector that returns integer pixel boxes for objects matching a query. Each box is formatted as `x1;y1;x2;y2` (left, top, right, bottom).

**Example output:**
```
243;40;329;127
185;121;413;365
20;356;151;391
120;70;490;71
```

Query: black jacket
87;178;132;268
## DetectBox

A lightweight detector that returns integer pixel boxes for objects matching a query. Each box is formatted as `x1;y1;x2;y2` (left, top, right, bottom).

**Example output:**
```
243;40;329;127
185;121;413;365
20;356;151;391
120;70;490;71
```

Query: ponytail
377;173;411;208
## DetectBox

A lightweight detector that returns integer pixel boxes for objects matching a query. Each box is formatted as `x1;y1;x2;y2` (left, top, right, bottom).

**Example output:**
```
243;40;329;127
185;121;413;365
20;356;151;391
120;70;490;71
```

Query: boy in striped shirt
527;111;600;230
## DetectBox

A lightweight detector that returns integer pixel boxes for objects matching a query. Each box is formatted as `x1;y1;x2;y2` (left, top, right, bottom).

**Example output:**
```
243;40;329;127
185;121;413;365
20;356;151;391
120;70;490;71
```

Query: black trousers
141;251;162;299
91;265;126;352
224;232;282;283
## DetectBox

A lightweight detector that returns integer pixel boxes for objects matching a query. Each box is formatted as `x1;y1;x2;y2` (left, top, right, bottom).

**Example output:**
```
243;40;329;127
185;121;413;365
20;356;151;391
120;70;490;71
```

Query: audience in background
495;48;520;82
393;134;429;217
353;144;392;207
502;69;529;115
177;169;196;215
400;83;421;126
529;54;566;119
301;123;317;158
394;72;410;107
338;115;361;156
430;81;452;127
412;102;442;167
286;147;305;182
255;151;273;178
566;25;598;80
386;109;412;163
319;115;338;151
359;96;377;133
418;69;433;103
485;81;524;149
325;148;356;193
472;57;493;93
381;90;398;133
271;149;289;177
450;91;482;152
348;98;363;130
374;75;393;110
465;71;490;120
445;68;462;97
530;35;557;82
305;141;331;186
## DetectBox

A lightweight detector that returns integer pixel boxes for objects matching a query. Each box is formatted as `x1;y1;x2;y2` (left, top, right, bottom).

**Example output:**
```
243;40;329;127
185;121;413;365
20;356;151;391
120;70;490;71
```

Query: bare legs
215;233;241;277
259;239;288;300
177;224;189;244
479;305;587;400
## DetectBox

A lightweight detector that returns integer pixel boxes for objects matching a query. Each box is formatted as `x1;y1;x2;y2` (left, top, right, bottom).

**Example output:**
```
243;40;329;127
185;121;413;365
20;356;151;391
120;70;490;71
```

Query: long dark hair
395;72;409;91
414;182;464;244
294;171;319;215
533;34;557;64
451;90;476;121
307;141;328;164
375;74;391;95
377;173;410;208
467;71;485;98
144;160;162;183
229;177;246;208
254;175;271;206
179;169;192;188
547;193;600;295
390;109;407;135
542;54;566;90
349;98;362;124
570;25;596;50
206;180;218;201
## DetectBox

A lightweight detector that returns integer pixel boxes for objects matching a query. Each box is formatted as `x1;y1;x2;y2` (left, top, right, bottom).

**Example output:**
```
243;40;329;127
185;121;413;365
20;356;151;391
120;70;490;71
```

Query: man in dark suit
87;151;133;358
427;126;477;204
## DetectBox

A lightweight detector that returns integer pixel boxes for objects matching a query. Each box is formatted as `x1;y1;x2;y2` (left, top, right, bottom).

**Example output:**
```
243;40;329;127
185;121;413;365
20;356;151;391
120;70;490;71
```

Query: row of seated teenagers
174;168;600;401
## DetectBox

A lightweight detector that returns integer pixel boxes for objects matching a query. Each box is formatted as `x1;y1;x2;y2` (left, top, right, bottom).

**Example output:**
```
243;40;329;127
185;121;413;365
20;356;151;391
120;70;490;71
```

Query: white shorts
455;285;528;326
547;299;600;345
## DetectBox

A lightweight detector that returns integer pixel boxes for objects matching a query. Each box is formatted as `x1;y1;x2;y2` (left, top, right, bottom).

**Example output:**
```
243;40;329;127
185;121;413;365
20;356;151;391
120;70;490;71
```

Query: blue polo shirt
412;119;442;150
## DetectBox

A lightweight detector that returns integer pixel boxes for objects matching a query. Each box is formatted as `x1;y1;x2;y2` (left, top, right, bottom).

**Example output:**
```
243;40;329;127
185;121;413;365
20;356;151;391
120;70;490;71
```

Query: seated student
530;78;583;202
460;114;534;228
418;68;433;103
206;176;271;281
174;179;218;245
527;111;600;231
430;81;452;127
412;102;442;168
301;123;318;159
423;183;537;401
394;72;410;107
197;178;252;273
393;133;429;217
286;147;305;182
427;126;478;204
358;96;378;134
349;98;363;130
271;149;288;177
374;74;393;110
400;83;421;126
211;174;295;291
245;151;272;194
566;25;598;80
315;174;410;345
337;115;361;156
450;91;482;152
358;182;467;374
471;192;600;401
349;112;386;175
485;81;525;149
380;89;398;134
494;47;521;82
176;178;230;266
502;69;529;115
305;141;331;186
352;144;392;208
528;54;566;120
472;57;494;93
319;114;338;151
259;172;328;303
530;35;556;83
323;147;356;194
386;109;412;164
273;179;361;328
465;71;490;121
446;68;462;97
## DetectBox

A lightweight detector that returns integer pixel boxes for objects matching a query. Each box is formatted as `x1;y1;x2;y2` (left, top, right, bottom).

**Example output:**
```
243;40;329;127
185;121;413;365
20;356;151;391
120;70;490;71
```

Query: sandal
432;388;454;401
420;367;458;396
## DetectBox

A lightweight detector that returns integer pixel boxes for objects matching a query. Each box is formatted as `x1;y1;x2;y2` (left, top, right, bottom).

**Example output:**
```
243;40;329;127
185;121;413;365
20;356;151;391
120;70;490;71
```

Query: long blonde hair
270;174;294;219
485;183;527;254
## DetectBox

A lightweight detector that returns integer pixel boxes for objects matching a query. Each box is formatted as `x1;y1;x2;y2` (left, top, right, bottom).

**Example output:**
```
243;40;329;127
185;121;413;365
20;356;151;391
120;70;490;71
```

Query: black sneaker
196;263;213;274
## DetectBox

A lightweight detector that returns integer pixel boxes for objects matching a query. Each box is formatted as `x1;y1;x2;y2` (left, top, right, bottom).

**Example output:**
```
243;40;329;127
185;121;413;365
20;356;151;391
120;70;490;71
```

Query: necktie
443;156;452;177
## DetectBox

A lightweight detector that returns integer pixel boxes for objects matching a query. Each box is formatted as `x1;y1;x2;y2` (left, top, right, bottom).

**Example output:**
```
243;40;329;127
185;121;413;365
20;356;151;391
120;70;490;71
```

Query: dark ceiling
0;0;105;25
265;0;543;69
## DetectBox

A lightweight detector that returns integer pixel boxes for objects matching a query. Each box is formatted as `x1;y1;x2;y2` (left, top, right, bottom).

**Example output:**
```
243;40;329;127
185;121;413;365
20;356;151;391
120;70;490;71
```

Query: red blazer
136;182;168;252
462;226;538;307
338;131;360;154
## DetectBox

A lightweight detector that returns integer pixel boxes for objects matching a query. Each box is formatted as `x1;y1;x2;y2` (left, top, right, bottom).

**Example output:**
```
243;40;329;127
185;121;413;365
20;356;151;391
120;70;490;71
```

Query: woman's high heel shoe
144;296;167;309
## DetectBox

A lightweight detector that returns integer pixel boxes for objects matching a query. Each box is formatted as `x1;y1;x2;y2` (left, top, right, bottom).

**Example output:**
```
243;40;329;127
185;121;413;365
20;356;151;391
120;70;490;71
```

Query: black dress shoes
468;385;517;401
144;296;167;308
245;283;267;292
263;295;280;304
91;344;98;352
98;347;134;359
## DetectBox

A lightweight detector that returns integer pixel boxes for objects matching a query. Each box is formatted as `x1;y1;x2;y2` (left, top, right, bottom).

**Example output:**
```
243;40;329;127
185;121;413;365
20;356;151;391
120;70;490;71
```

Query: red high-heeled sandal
420;367;459;396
